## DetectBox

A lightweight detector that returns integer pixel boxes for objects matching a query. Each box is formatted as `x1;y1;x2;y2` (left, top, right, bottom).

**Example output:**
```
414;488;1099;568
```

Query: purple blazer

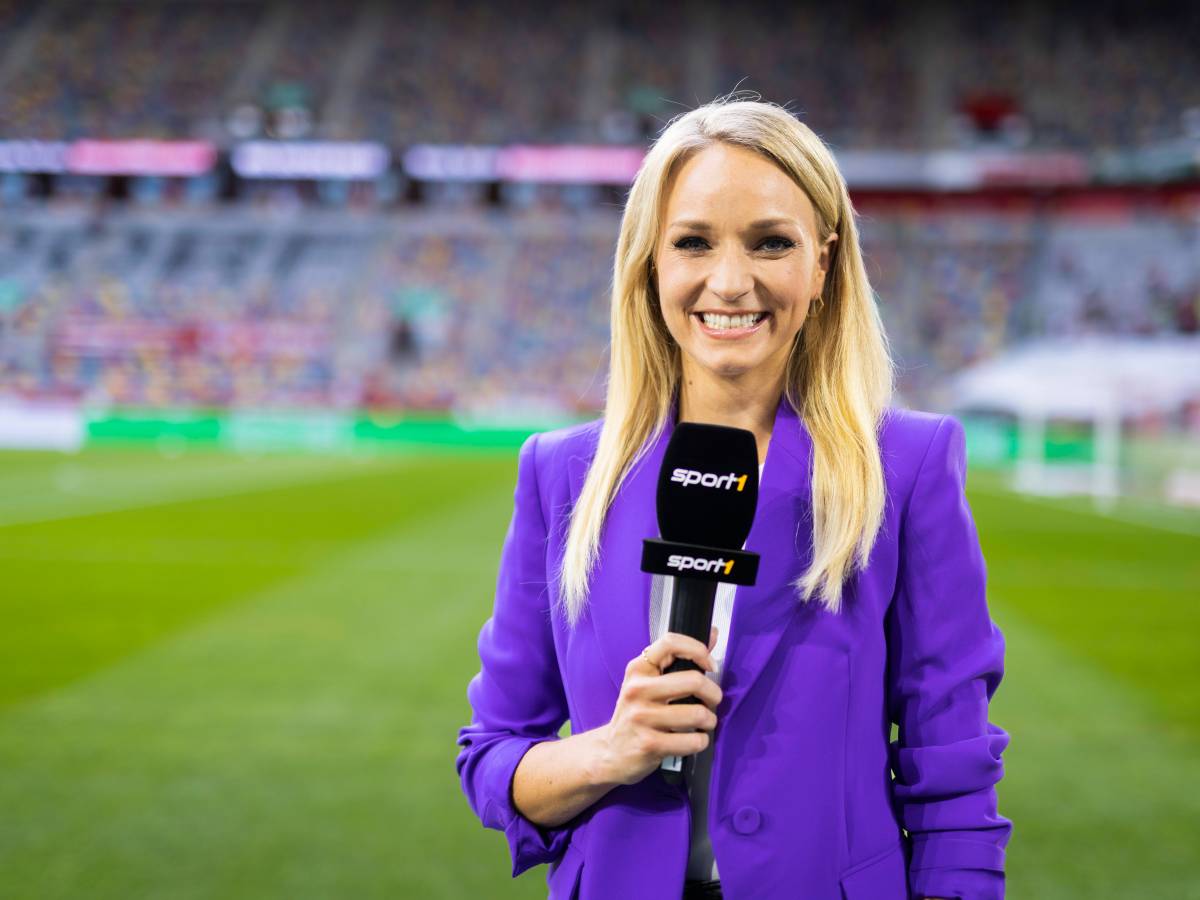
456;394;1011;899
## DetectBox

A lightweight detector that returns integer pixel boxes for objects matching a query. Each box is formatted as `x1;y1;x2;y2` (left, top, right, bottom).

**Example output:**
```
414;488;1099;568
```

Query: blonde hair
556;93;894;626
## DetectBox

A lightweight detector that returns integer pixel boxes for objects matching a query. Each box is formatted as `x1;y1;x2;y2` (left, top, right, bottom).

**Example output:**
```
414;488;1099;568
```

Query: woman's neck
676;370;783;467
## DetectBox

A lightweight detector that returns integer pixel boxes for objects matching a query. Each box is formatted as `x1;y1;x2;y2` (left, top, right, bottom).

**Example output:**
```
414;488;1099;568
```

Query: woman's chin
693;353;764;382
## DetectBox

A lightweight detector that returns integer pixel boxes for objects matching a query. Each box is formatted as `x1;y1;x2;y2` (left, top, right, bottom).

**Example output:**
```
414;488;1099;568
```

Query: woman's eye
672;236;794;252
760;236;795;252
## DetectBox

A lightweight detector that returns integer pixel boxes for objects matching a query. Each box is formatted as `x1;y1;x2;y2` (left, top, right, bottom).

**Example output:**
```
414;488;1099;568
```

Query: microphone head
656;422;760;548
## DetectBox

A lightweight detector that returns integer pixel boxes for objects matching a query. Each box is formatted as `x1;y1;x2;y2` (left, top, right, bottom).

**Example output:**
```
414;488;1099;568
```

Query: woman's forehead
661;144;816;231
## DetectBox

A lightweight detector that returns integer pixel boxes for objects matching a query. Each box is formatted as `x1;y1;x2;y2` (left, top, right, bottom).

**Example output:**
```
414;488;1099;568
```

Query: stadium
0;1;1197;898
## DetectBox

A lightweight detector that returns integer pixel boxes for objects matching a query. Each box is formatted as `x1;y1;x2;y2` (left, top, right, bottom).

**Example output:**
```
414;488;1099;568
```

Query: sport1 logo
670;468;749;492
667;554;735;576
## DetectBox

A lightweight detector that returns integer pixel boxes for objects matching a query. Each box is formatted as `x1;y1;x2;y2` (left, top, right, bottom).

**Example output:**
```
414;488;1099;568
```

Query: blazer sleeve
454;431;574;877
885;415;1013;900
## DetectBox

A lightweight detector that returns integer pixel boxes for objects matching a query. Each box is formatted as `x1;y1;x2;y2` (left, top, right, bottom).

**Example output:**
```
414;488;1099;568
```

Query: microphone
641;421;761;781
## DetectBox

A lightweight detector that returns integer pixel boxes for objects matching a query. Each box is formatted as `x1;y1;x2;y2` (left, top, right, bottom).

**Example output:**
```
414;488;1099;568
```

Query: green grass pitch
0;447;1197;898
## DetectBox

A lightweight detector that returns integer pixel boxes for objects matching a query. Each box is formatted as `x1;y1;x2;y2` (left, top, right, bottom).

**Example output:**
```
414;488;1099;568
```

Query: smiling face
652;142;836;391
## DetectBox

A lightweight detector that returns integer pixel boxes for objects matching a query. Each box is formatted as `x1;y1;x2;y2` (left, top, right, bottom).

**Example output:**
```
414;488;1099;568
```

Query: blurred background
0;0;1197;897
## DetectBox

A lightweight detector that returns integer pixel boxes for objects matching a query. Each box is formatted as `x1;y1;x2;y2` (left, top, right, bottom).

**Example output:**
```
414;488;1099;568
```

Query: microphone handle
660;576;719;781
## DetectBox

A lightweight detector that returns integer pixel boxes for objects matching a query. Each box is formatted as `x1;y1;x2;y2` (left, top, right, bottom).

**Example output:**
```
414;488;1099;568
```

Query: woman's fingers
607;628;724;783
650;729;711;758
638;700;719;733
636;631;717;675
636;668;722;710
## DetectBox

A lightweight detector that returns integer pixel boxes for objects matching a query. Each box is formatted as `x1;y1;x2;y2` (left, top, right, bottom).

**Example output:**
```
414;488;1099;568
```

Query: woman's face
653;142;836;386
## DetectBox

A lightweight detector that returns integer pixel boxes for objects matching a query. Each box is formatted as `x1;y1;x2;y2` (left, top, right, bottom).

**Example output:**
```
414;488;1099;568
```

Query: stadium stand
0;1;1197;417
0;1;266;139
1;202;1195;412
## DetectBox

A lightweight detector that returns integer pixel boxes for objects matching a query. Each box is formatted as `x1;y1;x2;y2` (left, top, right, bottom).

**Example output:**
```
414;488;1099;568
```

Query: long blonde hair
556;94;894;626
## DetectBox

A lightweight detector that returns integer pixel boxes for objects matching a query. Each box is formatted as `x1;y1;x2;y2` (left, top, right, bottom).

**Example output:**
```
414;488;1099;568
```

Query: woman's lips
692;313;770;340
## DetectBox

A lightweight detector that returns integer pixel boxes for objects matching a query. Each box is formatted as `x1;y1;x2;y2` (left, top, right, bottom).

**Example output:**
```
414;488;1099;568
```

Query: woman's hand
592;628;723;787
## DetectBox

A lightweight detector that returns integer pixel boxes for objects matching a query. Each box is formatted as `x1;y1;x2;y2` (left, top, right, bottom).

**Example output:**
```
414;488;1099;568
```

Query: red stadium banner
496;145;647;184
55;318;330;359
66;140;218;176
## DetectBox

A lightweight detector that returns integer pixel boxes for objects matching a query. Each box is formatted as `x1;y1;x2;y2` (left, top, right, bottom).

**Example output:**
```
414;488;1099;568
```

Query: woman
455;96;1011;900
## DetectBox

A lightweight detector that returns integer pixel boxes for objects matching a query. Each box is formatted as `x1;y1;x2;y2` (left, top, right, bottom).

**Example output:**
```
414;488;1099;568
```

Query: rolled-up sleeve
455;432;574;877
885;415;1013;900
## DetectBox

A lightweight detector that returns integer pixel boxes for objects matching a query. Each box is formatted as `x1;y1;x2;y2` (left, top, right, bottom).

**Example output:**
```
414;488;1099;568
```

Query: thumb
708;626;719;651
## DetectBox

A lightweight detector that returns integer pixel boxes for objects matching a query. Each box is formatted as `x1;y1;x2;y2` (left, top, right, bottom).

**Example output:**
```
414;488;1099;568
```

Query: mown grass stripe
0;449;1195;898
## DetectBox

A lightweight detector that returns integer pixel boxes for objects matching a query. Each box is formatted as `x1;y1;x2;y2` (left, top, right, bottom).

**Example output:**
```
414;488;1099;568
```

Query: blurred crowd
0;209;616;412
1;202;1196;413
0;1;262;140
0;0;1195;149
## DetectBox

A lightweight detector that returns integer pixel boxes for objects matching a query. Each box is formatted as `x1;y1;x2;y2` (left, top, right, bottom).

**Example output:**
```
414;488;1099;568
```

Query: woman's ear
813;232;837;296
818;232;838;276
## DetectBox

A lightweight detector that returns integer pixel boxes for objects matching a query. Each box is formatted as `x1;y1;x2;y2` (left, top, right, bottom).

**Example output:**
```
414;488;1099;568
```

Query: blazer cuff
909;863;1005;900
481;735;572;877
908;834;1006;900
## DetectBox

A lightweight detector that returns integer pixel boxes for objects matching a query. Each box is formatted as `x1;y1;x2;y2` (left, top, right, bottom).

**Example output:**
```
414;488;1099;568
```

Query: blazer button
732;806;761;835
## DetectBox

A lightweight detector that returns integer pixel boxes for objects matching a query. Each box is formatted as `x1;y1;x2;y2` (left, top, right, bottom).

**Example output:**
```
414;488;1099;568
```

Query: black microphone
641;421;761;780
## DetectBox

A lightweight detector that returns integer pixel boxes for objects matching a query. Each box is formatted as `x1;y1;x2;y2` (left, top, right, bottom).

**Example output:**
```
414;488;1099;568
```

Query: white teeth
700;312;765;330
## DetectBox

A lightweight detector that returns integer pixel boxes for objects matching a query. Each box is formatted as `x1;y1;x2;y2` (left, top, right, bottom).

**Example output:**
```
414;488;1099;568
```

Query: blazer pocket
838;839;907;900
547;841;584;900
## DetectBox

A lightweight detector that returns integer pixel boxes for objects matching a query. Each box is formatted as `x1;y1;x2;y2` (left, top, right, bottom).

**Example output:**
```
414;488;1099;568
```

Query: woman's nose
705;247;754;302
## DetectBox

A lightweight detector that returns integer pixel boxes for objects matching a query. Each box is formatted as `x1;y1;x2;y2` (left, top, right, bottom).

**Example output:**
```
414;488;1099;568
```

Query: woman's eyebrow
668;217;798;231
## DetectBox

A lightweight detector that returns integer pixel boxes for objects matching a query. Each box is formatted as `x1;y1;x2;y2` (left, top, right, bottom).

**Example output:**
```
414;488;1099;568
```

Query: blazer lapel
567;393;814;709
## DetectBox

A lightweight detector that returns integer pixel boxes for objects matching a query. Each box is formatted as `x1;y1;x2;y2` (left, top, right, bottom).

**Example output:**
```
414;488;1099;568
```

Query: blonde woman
456;96;1011;900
